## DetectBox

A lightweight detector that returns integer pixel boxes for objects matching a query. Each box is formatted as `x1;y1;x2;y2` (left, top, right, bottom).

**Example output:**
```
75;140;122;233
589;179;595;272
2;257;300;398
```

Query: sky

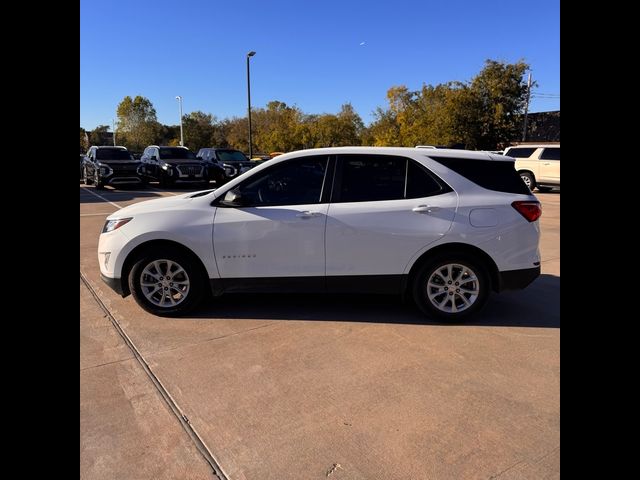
80;0;560;131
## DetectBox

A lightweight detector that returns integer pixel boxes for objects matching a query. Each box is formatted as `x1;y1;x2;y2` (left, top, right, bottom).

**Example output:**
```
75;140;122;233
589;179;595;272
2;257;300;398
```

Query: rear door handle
296;210;321;218
412;205;440;214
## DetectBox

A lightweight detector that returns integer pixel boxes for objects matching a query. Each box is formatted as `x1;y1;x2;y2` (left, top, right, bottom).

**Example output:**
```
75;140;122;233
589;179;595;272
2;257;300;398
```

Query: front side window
335;155;449;203
540;148;560;160
216;150;249;163
234;156;328;206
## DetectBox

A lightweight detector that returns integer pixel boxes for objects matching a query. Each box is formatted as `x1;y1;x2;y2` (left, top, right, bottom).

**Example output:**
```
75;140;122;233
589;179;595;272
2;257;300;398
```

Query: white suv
98;147;541;321
504;144;560;192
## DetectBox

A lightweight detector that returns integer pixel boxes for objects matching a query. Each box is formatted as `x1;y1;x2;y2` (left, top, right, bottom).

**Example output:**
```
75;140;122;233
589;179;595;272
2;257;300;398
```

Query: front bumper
497;266;541;292
100;273;125;296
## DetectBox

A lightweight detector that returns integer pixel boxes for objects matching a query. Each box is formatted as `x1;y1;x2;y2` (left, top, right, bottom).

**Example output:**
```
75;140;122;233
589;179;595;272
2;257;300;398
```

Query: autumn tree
80;127;88;152
116;96;158;151
89;125;111;146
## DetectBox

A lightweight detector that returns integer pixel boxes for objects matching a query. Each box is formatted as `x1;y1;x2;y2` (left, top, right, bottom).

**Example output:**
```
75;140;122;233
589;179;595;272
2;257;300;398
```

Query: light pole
522;73;532;142
112;119;116;146
175;95;184;146
246;51;256;158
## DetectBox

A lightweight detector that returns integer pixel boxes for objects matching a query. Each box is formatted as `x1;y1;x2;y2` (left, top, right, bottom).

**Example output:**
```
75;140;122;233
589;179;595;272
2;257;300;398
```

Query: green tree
116;96;158;151
182;111;216;152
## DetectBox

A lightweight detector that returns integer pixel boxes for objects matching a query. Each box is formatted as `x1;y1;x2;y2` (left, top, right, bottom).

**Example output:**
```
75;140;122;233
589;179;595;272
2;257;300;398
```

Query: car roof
94;145;127;149
271;146;512;162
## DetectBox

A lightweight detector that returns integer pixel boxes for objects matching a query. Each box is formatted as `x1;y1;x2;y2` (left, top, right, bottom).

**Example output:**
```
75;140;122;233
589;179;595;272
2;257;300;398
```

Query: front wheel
519;171;535;191
412;255;490;322
128;249;205;317
83;167;93;185
94;172;106;189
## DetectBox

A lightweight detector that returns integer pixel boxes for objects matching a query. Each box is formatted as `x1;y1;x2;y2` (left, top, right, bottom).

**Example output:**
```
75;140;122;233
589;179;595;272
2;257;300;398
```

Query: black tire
519;171;535;192
537;186;553;192
128;247;205;317
412;253;490;322
83;167;93;185
94;173;106;190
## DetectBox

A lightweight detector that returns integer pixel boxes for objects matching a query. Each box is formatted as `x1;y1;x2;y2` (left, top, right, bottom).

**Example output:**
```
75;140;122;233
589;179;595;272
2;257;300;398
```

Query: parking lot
80;184;559;479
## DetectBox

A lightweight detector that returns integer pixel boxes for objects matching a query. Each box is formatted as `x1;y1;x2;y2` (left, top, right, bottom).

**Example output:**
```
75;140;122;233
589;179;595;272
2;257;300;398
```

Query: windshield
95;148;134;161
159;147;197;160
216;150;249;163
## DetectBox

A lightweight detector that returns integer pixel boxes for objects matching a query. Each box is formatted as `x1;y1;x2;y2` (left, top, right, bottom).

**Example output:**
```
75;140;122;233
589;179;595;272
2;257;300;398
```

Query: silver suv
504;144;560;192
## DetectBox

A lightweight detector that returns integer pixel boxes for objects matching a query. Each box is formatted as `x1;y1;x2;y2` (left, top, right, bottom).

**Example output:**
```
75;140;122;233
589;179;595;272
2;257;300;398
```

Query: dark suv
196;148;258;182
140;146;223;187
83;146;144;189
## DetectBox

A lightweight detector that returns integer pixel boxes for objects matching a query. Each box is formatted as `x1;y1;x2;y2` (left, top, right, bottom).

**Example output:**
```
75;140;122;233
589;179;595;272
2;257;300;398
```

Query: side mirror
220;189;246;207
150;155;157;161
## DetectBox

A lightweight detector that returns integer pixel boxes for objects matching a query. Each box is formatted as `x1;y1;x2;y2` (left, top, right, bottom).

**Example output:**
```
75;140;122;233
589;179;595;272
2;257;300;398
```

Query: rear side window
335;155;451;203
540;148;560;160
506;147;536;158
429;156;531;195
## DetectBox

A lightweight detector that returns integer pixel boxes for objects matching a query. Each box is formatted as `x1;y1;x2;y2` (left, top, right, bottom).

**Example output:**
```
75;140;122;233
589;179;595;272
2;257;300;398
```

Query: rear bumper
100;273;126;296
497;266;540;292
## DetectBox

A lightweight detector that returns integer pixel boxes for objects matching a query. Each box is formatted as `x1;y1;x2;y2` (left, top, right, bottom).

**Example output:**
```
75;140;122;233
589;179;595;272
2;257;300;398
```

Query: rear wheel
128;248;205;317
412;254;490;322
519;171;535;191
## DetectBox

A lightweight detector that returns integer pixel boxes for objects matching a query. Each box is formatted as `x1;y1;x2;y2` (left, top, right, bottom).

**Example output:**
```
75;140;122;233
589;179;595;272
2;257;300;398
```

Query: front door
213;156;331;286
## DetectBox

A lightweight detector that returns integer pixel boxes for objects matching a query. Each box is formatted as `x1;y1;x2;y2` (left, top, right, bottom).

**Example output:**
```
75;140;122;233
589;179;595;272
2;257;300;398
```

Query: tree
89;125;111;146
182;111;216;152
367;60;530;149
80;127;88;153
467;59;529;149
116;96;158;151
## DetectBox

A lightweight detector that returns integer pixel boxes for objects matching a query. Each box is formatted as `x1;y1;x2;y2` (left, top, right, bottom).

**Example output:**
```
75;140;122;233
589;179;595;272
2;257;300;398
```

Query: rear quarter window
505;147;537;158
429;156;531;195
540;148;560;160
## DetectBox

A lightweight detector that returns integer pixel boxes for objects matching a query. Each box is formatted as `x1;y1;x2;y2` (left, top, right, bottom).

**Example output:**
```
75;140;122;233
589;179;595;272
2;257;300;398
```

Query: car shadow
189;274;559;328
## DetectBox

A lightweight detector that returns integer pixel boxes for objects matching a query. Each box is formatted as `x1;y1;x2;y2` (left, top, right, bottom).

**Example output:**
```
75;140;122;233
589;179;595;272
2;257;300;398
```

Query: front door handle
543;162;551;165
296;211;321;218
412;205;440;214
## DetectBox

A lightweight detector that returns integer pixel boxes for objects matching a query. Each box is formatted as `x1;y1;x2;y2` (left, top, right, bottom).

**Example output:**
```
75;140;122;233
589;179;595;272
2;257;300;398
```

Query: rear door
325;154;458;282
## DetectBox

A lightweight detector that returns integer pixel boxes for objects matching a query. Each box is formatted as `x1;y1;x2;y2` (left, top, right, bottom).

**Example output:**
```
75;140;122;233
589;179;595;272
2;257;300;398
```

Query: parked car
196;148;258;182
99;146;541;320
83;146;144;189
504;144;560;192
80;154;86;180
140;146;216;188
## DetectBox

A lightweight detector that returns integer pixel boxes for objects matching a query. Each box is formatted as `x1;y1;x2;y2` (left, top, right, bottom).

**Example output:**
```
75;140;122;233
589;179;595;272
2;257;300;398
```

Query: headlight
223;164;237;176
99;165;113;176
102;217;132;233
161;162;174;175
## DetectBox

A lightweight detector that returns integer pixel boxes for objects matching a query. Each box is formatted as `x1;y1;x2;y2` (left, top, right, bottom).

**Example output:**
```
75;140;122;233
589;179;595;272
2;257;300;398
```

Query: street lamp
246;51;256;158
175;95;184;146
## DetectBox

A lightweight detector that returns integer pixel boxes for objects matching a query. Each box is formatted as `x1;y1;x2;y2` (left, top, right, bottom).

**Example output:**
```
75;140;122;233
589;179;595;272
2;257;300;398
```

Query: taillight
511;201;542;222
